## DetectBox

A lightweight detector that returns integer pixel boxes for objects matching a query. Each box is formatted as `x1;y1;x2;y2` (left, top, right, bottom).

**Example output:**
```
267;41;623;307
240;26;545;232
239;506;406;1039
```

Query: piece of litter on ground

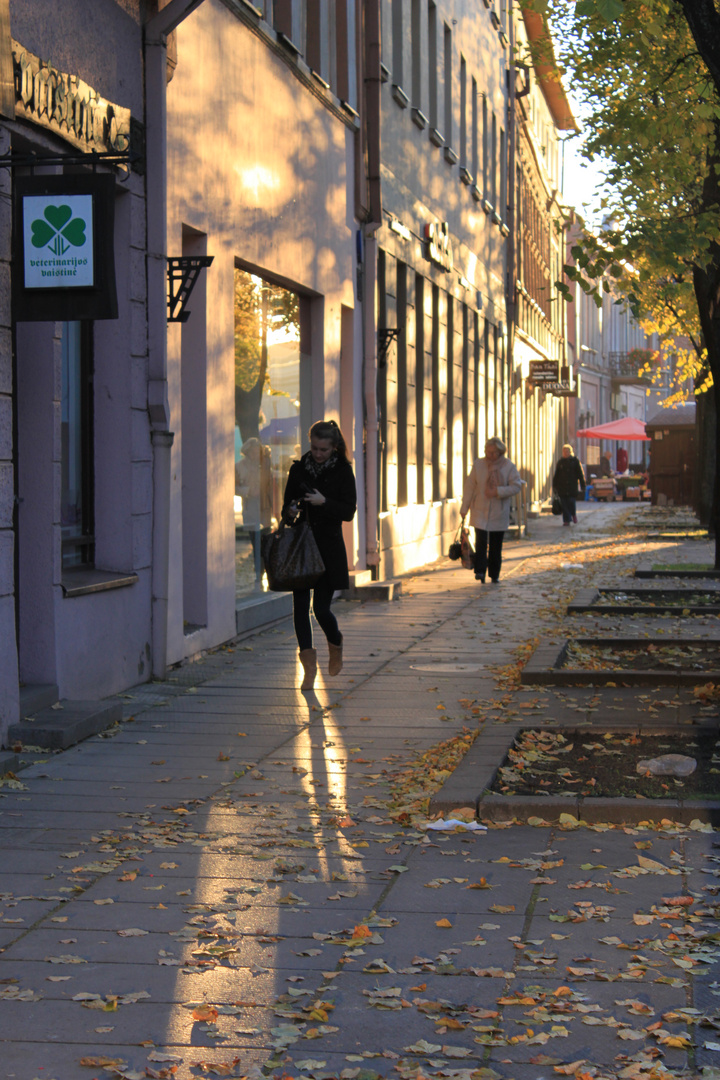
423;819;487;832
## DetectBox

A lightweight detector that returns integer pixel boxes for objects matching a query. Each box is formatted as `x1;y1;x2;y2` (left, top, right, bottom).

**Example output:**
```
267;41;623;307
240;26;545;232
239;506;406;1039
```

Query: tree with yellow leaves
539;0;720;556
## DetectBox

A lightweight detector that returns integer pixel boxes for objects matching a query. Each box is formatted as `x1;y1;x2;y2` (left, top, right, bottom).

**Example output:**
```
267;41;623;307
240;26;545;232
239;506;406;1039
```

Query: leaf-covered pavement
0;505;718;1080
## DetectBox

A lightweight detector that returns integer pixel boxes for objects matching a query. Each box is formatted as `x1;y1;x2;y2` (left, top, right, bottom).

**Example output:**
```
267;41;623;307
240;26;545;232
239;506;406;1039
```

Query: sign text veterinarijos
14;174;117;321
22;194;94;288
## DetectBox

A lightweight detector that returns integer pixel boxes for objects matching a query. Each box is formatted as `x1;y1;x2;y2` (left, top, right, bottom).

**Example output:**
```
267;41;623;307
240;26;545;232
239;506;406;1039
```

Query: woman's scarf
303;450;338;482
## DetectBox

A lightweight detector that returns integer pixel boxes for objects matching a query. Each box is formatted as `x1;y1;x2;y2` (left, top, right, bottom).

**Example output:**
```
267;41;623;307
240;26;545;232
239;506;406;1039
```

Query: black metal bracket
167;256;214;323
0;149;138;171
377;327;399;367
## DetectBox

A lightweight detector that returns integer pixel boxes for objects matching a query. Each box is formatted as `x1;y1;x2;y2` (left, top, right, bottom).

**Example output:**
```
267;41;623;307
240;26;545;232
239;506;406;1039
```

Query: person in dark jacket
552;444;586;526
282;420;357;690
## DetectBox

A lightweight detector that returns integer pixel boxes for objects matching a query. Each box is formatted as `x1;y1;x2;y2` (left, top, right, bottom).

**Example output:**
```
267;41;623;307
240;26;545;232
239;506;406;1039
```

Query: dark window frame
61;320;95;569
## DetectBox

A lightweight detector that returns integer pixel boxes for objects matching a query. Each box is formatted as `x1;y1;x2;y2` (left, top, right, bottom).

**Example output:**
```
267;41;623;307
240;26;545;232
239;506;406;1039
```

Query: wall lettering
424;221;454;272
13;41;131;155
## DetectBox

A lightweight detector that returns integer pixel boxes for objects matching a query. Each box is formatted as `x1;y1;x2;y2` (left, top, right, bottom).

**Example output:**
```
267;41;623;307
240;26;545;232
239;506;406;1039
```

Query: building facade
0;0;151;744
509;6;577;513
162;0;363;657
373;0;576;571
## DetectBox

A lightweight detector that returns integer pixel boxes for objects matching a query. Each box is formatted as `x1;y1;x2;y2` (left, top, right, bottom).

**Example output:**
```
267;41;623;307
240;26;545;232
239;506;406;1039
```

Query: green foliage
544;0;720;395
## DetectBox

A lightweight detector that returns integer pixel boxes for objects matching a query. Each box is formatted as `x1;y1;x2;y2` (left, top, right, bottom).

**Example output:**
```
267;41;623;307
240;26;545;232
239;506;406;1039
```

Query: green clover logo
31;205;87;256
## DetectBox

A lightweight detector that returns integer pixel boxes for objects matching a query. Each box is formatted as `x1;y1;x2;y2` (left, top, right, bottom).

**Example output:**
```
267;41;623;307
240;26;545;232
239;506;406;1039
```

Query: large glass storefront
234;267;301;598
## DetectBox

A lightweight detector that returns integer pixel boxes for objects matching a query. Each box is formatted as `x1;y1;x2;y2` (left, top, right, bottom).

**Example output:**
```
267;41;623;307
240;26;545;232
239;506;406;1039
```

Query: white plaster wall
164;1;358;664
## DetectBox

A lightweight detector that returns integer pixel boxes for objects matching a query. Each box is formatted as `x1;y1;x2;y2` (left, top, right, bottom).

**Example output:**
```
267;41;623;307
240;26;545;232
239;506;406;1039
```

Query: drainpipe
144;0;206;678
361;0;382;573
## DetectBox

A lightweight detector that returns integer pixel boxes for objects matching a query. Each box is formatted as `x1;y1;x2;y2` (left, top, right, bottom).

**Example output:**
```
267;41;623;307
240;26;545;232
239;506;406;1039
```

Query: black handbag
551;493;563;516
449;524;474;569
448;523;463;560
261;517;325;592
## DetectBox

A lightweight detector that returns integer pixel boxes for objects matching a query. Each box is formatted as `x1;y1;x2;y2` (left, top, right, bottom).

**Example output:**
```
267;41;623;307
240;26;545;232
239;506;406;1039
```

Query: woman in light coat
460;437;524;583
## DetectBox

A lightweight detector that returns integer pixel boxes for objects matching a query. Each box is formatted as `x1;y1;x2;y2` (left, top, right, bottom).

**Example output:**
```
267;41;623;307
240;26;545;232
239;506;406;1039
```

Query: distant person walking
553;444;586;526
282;420;356;691
460;437;524;583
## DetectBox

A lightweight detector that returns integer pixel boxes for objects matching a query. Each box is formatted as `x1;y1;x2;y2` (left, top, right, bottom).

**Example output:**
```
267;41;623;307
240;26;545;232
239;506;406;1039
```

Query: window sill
429;127;445;148
380;62;390;84
392;84;409;108
310;68;330;89
276;30;301;56
443;145;458;165
459;166;473;186
62;568;139;599
471;184;482;202
412;107;428;130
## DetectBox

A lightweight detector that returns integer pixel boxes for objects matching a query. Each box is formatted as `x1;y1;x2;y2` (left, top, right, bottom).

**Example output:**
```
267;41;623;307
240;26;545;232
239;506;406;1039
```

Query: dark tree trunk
695;387;716;527
235;290;269;443
692;259;720;566
678;0;720;94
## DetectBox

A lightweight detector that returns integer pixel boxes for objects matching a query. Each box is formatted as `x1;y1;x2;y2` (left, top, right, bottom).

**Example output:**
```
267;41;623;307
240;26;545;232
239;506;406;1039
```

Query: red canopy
576;417;650;441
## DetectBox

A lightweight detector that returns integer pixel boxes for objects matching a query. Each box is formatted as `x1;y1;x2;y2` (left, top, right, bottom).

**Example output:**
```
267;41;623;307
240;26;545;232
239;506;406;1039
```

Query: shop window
415;272;425;505
234;268;301;599
61;321;94;568
396;261;408;508
431;283;440;502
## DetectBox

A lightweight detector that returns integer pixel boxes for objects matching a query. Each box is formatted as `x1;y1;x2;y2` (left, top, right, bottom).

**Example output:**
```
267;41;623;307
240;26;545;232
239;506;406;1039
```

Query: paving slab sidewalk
0;503;718;1080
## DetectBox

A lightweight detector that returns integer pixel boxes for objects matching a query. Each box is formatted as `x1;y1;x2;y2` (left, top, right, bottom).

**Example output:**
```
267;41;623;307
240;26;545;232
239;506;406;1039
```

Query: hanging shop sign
12;41;131;155
547;382;578;397
13;173;118;321
424;221;454;272
527;360;559;386
548;365;577;396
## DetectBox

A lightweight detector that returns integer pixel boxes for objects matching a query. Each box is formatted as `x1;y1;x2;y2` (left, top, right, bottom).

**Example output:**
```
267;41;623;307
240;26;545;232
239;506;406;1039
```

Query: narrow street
0;505;718;1080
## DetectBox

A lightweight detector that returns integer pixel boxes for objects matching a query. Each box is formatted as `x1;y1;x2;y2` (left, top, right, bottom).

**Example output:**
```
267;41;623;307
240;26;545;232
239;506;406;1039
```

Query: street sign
527;360;559;386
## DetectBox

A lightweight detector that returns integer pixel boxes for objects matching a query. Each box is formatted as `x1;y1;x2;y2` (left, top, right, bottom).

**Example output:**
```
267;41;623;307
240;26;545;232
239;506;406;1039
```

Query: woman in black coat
282;420;357;690
552;443;586;526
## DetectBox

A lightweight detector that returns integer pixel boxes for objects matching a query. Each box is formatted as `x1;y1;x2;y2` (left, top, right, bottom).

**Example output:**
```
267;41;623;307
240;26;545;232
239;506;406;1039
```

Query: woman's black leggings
293;582;342;650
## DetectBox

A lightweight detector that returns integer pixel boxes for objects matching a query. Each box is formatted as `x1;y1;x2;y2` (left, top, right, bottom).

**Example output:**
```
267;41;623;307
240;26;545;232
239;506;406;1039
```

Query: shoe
474;573;485;582
299;648;317;690
328;637;343;677
563;522;570;526
572;514;578;524
490;577;499;584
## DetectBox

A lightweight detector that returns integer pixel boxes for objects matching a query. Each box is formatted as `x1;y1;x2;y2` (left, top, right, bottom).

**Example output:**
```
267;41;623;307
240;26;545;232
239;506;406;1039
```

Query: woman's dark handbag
551;494;563;516
448;522;464;561
449;524;475;569
261;518;325;591
459;526;475;569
